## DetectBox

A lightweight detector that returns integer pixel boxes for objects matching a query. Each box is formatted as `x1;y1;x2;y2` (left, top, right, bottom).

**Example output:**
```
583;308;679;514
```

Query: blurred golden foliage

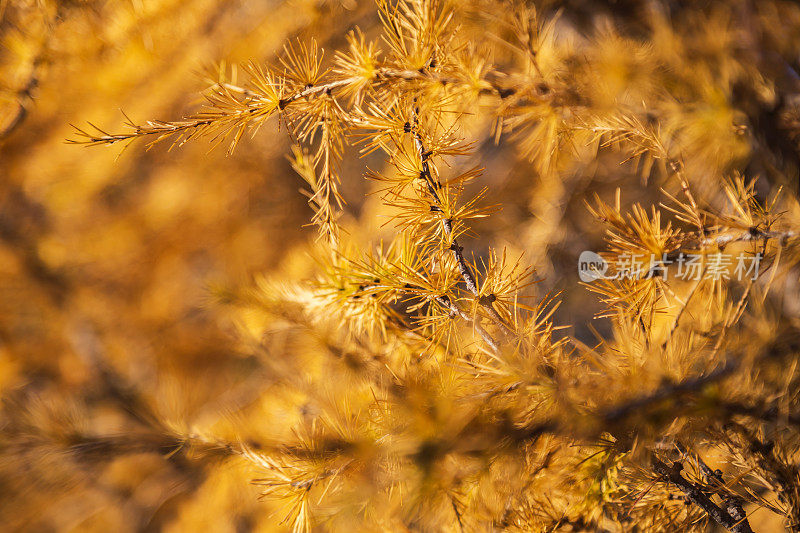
4;0;800;531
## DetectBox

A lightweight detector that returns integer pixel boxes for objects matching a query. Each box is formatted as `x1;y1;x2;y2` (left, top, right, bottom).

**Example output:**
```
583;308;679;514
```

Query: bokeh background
1;2;372;530
3;0;800;531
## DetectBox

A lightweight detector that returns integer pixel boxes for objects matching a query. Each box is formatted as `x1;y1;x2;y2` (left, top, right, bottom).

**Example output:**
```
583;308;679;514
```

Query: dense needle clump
5;0;800;531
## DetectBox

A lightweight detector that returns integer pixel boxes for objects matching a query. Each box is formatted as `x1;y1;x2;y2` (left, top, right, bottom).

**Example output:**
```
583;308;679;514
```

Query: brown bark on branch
652;458;752;532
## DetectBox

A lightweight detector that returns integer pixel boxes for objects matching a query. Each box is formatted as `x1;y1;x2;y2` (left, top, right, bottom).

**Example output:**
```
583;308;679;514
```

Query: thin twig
69;64;536;146
652;458;749;532
676;442;754;533
410;103;514;341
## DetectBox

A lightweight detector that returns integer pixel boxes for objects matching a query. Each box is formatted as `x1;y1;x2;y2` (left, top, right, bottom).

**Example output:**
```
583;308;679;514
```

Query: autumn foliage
4;0;800;531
